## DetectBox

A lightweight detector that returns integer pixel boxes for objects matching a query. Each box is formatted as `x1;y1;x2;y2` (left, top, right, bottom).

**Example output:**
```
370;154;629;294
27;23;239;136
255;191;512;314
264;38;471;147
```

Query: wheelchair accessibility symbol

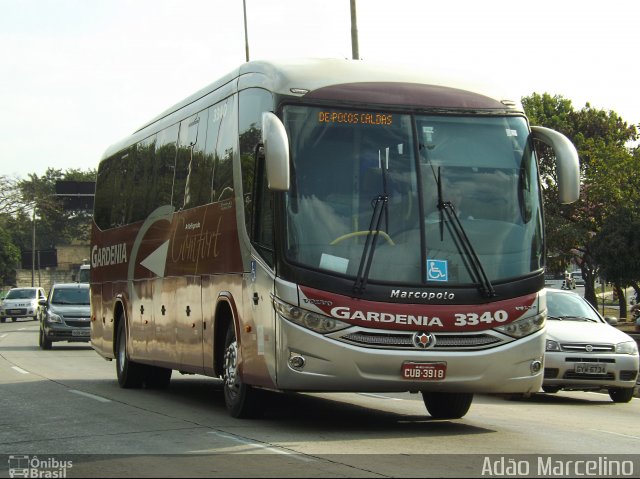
427;260;448;282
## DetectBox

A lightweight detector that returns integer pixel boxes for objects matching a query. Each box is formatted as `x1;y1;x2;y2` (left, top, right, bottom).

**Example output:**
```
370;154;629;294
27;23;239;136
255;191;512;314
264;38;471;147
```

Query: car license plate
72;330;90;337
575;363;606;374
9;309;21;314
402;362;447;380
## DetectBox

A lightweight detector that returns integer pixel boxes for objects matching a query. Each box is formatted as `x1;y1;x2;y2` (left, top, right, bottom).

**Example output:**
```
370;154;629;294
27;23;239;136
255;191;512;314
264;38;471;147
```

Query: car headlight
546;339;561;352
616;341;639;355
273;296;350;334
46;311;63;323
494;314;545;338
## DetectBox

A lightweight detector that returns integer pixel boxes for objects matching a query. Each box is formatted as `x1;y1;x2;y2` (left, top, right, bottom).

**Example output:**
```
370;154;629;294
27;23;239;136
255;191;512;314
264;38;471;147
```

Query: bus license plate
402;362;447;381
575;363;606;375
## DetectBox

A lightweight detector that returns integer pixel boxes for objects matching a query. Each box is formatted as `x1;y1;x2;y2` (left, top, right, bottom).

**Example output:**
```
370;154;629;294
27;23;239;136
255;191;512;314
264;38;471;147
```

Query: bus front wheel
422;391;473;419
222;324;264;418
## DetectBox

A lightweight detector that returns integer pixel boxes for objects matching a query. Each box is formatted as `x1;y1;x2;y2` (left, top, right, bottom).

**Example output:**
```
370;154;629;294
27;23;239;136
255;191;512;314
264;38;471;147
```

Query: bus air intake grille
337;331;504;350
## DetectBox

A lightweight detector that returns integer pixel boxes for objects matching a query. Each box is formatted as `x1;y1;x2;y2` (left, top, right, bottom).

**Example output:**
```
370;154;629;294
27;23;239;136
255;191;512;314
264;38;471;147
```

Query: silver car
543;288;639;402
0;287;46;323
39;283;91;349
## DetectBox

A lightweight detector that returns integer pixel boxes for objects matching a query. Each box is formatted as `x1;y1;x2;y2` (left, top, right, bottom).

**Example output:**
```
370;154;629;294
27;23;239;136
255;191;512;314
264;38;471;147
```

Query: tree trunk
582;268;598;309
613;282;626;320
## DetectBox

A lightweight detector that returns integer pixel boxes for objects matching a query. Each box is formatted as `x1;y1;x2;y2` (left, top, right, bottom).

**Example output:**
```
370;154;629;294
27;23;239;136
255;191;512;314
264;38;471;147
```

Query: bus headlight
494;314;545;338
272;297;350;334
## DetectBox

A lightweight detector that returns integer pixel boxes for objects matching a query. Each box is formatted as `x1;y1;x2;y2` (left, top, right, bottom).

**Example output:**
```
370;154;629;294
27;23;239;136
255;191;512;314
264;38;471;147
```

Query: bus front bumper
274;320;545;394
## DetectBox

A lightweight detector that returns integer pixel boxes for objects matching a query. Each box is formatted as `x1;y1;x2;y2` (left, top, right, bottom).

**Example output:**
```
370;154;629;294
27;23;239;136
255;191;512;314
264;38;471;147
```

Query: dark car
39;283;91;349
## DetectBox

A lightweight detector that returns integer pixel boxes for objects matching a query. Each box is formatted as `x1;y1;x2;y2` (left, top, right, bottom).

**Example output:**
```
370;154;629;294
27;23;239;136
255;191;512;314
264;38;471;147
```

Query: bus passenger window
130;134;156;222
176;111;210;210
210;97;235;203
253;158;274;266
154;124;179;209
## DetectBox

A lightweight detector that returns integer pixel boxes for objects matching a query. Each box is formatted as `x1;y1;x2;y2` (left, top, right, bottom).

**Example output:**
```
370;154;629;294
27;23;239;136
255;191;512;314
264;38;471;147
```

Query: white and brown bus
90;59;579;419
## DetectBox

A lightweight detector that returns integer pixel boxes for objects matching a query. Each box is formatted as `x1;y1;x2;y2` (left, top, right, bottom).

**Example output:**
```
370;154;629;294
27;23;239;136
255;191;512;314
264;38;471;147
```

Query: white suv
0;287;47;323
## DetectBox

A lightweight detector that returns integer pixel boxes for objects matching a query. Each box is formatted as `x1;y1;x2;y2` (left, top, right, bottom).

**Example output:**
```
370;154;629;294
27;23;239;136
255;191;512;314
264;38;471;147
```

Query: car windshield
5;289;37;300
51;288;90;305
283;106;543;286
546;291;602;323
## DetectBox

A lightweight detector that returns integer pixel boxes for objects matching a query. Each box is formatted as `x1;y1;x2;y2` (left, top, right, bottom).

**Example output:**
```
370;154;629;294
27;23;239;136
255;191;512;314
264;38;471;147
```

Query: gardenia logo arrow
140;240;170;277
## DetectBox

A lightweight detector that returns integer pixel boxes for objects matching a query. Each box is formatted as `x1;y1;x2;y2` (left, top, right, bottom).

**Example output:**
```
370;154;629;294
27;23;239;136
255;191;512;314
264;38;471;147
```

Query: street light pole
31;206;36;287
350;0;360;60
243;0;250;62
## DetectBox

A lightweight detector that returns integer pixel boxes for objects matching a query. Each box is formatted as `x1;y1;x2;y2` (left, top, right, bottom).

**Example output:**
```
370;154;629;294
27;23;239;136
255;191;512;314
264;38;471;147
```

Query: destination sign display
318;111;393;126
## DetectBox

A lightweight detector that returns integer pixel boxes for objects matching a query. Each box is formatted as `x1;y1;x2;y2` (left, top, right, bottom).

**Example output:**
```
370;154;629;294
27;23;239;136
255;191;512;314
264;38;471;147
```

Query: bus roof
102;58;523;160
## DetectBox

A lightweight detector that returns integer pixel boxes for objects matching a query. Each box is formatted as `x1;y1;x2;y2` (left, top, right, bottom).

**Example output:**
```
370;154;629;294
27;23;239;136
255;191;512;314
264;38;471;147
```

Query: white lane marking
592;429;640;440
68;389;111;403
0;334;7;339
11;366;30;374
358;393;403;401
209;432;315;462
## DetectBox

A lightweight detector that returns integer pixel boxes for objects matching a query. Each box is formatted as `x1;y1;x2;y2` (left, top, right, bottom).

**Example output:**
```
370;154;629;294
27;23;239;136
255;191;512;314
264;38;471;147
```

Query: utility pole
31;206;36;287
350;0;360;60
243;0;250;62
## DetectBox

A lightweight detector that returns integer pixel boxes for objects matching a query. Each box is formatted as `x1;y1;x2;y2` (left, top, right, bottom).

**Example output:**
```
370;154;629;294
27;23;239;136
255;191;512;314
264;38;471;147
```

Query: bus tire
116;318;144;389
145;366;172;389
422;391;473;419
222;323;264;418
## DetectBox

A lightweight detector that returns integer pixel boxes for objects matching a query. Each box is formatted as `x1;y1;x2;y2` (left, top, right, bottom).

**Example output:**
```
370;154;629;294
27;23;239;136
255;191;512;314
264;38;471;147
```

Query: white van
77;264;90;283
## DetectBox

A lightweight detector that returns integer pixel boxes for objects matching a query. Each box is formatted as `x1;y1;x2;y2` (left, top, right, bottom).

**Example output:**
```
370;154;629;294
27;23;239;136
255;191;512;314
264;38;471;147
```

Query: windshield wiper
436;168;496;298
353;194;388;295
555;315;597;322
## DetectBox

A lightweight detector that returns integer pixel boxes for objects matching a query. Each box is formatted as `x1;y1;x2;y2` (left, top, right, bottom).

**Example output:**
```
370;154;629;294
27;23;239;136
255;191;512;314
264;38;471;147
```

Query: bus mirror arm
530;126;580;204
262;112;290;191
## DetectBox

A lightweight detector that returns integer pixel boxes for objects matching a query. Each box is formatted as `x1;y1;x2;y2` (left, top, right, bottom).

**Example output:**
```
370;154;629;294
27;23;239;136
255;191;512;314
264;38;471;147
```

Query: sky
1;0;639;179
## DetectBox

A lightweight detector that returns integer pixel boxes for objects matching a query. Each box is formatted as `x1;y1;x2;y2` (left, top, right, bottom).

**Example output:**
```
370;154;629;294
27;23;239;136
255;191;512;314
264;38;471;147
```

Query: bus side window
208;97;235;203
155;124;179;209
106;147;135;228
175;111;210;210
253;153;274;266
130;134;156;223
94;157;117;229
239;88;274;241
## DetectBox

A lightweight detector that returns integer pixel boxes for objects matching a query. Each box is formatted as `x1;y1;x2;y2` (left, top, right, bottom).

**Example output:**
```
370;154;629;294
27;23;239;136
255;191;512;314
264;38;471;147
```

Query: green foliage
591;207;640;287
6;167;95;258
0;225;20;285
523;92;640;306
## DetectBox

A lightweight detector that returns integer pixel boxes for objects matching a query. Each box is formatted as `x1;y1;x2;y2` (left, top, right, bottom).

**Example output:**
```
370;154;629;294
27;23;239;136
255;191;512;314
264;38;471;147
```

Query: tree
0;175;30;217
522;93;639;308
591;207;640;318
1;168;95;279
15;168;95;251
0;226;20;285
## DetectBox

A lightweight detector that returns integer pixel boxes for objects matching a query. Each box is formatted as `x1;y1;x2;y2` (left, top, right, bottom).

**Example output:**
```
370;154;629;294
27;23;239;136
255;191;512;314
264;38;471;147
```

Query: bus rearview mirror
262;112;290;191
530;126;580;204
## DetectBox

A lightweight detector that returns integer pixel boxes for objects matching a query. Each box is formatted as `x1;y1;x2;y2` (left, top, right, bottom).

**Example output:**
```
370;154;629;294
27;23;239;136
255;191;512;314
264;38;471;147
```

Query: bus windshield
283;106;543;286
